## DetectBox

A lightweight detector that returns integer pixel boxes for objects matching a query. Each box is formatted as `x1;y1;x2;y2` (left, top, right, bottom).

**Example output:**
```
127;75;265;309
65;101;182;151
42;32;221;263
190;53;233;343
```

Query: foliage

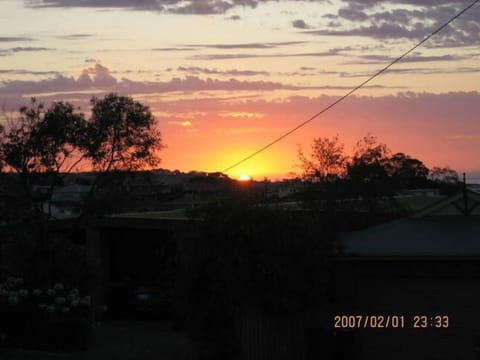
428;166;461;194
429;166;459;184
297;133;463;198
347;133;391;194
0;94;163;211
298;134;348;183
0;277;91;350
386;152;429;189
0;93;163;287
0;99;86;176
85;93;163;172
0;277;90;317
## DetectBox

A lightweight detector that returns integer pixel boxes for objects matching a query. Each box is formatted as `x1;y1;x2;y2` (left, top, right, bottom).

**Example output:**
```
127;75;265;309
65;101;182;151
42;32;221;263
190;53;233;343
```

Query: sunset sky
0;0;479;180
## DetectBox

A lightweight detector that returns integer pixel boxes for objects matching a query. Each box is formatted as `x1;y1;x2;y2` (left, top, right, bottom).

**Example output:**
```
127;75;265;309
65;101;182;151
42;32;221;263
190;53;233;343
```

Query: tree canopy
298;133;458;197
0;93;162;177
85;93;163;172
298;134;347;183
0;93;163;222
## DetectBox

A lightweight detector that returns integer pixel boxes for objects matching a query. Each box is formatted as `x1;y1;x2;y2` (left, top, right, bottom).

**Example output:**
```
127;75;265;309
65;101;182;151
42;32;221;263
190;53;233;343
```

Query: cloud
340;66;480;77
316;1;480;47
177;66;269;76
0;47;53;57
346;53;468;65
26;0;327;14
190;43;276;50
292;19;311;29
153;41;308;56
307;22;430;40
168;120;193;127
227;15;241;20
0;64;313;96
219;111;265;119
341;1;470;7
57;34;94;39
185;41;306;50
152;47;195;52
190;47;348;60
10;47;51;53
337;2;368;21
0;36;35;42
0;69;60;76
26;0;166;10
77;63;117;87
0;63;395;98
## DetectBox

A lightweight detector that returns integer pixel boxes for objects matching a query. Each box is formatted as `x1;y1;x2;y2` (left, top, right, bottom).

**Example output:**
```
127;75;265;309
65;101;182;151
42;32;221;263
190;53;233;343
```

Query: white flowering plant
0;278;90;316
0;277;93;350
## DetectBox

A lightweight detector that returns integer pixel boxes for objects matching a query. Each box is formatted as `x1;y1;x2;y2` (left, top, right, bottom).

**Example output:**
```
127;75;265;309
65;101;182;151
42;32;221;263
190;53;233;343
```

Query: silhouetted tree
0;94;164;285
429;166;459;184
76;94;164;217
298;134;348;183
347;134;391;196
429;166;461;194
386;152;429;190
85;93;163;173
0;99;87;218
299;133;435;198
0;94;163;218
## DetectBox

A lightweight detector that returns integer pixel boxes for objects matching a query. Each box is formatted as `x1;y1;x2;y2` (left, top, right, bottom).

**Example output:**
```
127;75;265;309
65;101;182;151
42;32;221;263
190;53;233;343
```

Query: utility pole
463;172;468;215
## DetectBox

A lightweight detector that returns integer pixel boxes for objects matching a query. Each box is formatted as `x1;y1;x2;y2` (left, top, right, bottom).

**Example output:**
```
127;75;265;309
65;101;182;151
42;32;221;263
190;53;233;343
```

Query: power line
221;0;479;174
155;0;478;206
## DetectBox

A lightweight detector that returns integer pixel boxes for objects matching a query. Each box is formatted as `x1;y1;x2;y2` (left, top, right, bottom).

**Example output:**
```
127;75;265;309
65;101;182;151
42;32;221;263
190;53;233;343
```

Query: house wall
337;260;480;360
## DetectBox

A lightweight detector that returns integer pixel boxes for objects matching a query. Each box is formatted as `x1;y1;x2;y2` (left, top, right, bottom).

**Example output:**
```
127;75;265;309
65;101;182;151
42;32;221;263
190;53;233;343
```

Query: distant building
41;184;91;219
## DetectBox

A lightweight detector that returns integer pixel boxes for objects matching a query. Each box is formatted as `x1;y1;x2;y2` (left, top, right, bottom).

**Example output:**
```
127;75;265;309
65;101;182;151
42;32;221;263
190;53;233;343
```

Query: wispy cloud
57;34;94;39
177;66;269;76
340;66;480;77
0;47;53;57
152;41;307;53
187;41;306;49
26;0;327;14
344;53;468;65
190;47;347;60
0;36;35;42
168;120;193;127
306;22;430;40
0;69;60;76
152;47;196;52
10;47;52;53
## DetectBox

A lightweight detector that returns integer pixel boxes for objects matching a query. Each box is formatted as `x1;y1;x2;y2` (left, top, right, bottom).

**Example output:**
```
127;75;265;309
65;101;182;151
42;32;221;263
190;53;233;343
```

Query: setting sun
238;174;251;181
